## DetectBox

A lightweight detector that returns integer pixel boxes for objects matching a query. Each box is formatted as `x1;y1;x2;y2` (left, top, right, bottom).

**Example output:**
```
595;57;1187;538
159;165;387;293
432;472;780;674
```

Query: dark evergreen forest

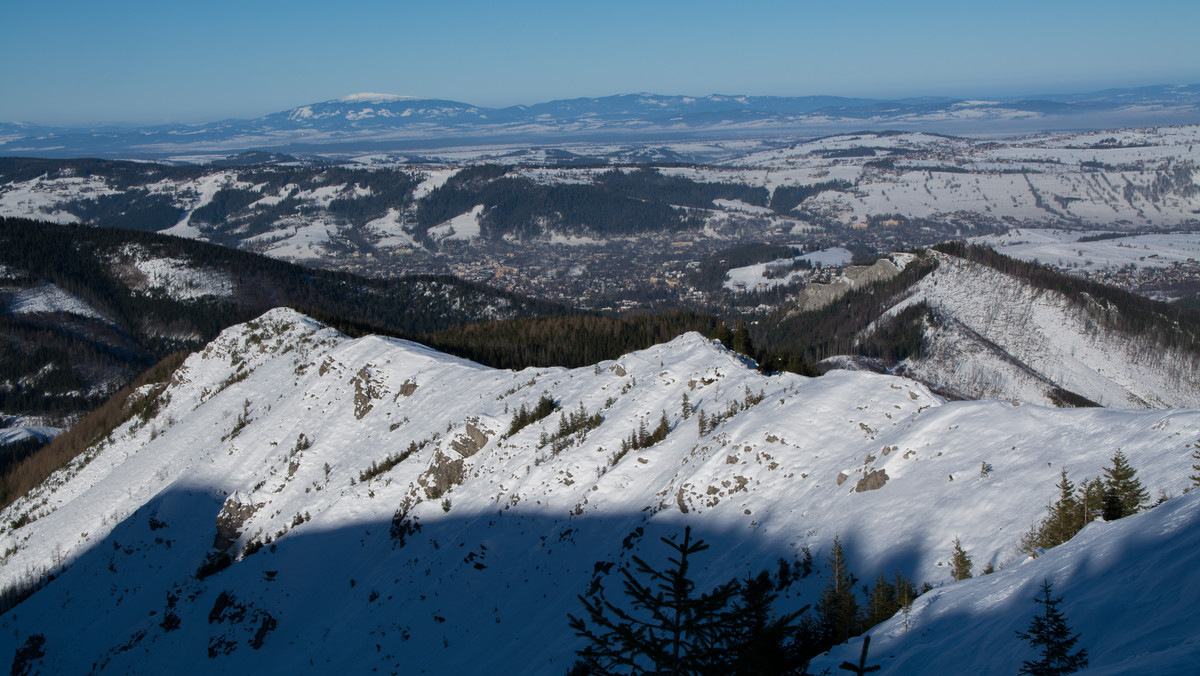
415;167;771;242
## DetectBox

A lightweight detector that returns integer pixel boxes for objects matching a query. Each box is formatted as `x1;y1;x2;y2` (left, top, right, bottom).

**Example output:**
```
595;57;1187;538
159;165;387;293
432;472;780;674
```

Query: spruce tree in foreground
568;526;731;674
568;526;809;675
1015;579;1088;676
719;571;810;675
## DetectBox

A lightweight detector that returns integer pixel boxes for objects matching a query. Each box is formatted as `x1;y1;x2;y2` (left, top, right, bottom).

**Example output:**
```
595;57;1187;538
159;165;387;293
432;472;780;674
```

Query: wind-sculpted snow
1;308;1197;673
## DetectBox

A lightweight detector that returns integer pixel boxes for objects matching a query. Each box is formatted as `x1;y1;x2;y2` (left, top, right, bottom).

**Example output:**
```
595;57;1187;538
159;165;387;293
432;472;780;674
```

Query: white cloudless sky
1;0;1197;125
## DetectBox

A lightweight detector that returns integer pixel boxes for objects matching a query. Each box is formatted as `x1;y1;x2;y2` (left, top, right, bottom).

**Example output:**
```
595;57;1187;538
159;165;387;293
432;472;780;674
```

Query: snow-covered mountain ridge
2;308;1197;673
870;250;1200;408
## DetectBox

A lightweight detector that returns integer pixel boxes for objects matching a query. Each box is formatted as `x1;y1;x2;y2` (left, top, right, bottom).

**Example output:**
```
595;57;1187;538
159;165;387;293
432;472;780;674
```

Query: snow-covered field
364;208;417;249
721;125;1200;228
428;203;483;241
723;246;854;291
2;308;1196;673
0;425;59;447
244;218;340;261
0;175;110;224
971;228;1200;272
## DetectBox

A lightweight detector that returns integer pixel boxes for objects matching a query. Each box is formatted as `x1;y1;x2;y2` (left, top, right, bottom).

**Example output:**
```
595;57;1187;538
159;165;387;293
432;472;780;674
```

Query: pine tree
863;573;897;628
1015;580;1088;675
1101;488;1125;522
896;574;916;633
1045;468;1080;545
1020;469;1111;559
731;319;754;357
568;527;810;675
1102;450;1148;519
568;526;737;674
776;558;793;590
711;322;733;347
1076;477;1105;528
949;537;973;581
817;535;859;648
720;571;809;675
650;410;670;445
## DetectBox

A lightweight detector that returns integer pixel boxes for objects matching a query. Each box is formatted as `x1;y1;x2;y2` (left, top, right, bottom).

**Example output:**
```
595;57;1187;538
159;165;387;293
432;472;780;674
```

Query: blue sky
2;0;1197;126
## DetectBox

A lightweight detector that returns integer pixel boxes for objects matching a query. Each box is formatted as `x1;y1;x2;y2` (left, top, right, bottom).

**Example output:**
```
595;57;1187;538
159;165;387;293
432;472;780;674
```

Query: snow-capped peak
336;93;423;104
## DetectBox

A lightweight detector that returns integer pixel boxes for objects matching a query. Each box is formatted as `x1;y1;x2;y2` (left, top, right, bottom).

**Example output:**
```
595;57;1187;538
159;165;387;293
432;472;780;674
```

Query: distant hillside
0;158;773;248
0;217;564;435
2;85;1198;158
754;246;1200;408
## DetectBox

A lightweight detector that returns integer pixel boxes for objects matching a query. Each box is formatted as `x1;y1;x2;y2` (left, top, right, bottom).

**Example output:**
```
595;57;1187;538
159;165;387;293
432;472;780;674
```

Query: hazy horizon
2;0;1197;127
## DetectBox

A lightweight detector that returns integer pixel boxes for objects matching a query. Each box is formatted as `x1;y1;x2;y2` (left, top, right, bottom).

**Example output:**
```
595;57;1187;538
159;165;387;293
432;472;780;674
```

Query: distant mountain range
2;85;1198;159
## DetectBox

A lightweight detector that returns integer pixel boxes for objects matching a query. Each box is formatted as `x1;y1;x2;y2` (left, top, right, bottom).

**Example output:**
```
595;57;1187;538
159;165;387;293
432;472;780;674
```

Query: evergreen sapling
1015;579;1088;676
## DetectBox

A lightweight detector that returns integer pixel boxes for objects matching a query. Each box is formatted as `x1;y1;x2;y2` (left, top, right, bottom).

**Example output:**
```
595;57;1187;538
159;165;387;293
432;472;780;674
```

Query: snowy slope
972;228;1200;274
727;126;1200;229
3;126;1196;276
109;244;234;301
969;229;1200;300
810;489;1200;675
875;251;1200;409
4;281;111;321
1;309;1197;673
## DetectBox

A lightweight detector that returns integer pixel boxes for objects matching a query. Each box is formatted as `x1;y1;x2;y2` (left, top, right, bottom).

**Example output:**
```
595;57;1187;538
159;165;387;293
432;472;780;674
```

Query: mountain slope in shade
811;488;1200;675
1;308;1197;673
